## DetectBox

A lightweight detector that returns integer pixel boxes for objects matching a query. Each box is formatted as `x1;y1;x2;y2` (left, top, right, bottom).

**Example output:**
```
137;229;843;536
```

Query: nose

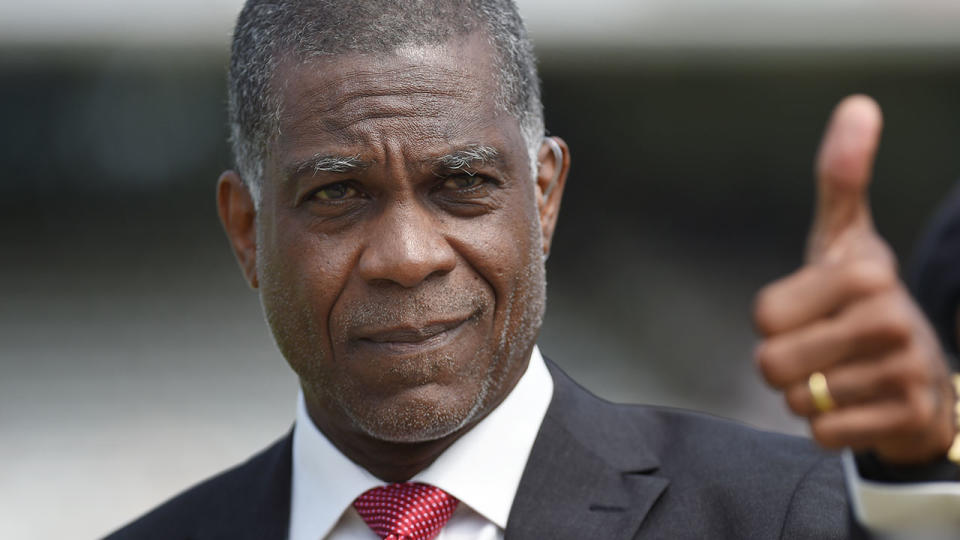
357;201;457;288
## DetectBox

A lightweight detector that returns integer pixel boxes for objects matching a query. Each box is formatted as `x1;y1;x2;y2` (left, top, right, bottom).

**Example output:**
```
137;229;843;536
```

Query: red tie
353;482;459;540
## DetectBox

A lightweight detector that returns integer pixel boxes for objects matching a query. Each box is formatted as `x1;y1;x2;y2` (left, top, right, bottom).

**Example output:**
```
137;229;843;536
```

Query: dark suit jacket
910;178;960;365
107;361;860;539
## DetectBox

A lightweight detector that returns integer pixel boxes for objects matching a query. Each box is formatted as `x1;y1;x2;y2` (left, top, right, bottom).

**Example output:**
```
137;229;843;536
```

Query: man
109;1;960;538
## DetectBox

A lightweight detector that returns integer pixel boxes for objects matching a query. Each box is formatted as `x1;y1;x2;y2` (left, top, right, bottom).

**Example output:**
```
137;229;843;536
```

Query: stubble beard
335;254;547;444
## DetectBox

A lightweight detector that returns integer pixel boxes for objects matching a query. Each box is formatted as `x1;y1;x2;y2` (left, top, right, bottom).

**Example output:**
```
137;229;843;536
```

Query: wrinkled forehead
273;33;504;142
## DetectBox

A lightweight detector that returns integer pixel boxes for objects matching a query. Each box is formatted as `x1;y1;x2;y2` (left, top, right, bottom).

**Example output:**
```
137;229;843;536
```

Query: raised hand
754;95;956;464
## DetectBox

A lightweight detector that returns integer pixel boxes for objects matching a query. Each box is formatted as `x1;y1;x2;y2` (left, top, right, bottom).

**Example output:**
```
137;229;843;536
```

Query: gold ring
808;371;836;413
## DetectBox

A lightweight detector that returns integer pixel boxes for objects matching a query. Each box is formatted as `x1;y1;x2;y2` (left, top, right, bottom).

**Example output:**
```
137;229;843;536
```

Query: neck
303;399;480;482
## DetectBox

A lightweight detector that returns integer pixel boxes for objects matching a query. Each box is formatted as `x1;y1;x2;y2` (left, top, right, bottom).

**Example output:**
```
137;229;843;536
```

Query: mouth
352;315;473;355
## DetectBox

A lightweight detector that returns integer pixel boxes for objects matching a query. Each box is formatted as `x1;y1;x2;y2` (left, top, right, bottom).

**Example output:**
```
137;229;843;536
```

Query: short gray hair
228;0;545;202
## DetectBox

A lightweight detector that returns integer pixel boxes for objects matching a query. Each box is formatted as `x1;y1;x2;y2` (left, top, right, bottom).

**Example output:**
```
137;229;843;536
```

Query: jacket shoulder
544;361;851;538
633;405;849;538
105;433;292;540
548;359;833;475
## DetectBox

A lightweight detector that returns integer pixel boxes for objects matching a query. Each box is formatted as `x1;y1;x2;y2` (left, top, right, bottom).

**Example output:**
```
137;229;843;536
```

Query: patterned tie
353;482;459;540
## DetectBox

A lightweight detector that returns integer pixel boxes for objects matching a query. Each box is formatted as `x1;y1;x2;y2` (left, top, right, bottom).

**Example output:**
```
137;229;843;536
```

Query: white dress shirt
288;346;553;540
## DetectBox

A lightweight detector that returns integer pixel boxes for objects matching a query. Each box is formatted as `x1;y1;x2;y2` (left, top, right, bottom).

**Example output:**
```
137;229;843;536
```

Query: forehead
273;34;515;159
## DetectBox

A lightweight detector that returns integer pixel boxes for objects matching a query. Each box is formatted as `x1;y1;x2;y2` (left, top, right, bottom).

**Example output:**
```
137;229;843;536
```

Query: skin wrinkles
219;31;568;482
295;64;468;113
281;64;475;141
322;103;489;154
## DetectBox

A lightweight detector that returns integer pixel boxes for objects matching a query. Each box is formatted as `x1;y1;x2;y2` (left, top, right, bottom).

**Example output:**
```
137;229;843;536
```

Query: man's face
245;34;560;444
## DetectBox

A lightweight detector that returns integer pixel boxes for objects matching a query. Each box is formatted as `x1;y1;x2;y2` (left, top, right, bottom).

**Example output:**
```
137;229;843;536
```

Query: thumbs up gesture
754;95;956;464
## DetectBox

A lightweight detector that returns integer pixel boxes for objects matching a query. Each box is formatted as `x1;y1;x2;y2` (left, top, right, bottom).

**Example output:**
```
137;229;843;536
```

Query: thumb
808;94;884;263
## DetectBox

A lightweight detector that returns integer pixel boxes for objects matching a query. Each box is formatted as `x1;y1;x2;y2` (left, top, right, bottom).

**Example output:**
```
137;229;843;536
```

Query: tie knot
353;482;458;540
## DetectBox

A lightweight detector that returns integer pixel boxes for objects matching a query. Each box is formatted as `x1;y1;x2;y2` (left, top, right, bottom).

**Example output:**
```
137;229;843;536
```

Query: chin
347;384;489;444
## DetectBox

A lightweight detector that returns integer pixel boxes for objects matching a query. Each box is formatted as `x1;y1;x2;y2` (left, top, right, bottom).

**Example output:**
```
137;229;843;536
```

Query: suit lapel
505;361;669;540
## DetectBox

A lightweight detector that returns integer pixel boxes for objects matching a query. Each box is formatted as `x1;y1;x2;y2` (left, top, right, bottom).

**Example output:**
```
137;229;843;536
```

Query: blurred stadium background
2;1;960;537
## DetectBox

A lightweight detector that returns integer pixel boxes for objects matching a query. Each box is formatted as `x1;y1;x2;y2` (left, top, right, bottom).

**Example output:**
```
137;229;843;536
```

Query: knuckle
874;363;905;394
753;287;782;336
831;318;860;348
842;260;896;295
881;414;916;439
785;387;808;416
755;342;791;388
905;390;936;426
811;419;842;449
890;351;934;391
886;419;915;439
905;352;934;384
872;306;913;344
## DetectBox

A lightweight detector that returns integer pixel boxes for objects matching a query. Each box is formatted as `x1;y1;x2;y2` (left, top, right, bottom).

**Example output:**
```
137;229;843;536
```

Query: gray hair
228;0;545;203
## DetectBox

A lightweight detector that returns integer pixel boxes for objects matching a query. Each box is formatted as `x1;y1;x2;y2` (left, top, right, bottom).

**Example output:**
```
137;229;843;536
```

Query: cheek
464;200;541;287
257;223;358;369
451;200;545;326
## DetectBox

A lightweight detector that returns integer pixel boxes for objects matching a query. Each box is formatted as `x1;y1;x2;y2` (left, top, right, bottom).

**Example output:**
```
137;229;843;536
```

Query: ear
216;170;259;289
535;136;570;258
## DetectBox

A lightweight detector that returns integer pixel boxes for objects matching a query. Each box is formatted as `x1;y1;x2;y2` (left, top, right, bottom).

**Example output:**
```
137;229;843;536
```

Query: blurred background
2;0;960;538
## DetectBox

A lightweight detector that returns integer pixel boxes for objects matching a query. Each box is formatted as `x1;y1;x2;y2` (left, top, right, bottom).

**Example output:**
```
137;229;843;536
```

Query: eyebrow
285;153;369;179
284;144;502;181
434;144;500;173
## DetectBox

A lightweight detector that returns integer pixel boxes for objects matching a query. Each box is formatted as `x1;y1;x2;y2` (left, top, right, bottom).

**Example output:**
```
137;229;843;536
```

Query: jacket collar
505;360;669;539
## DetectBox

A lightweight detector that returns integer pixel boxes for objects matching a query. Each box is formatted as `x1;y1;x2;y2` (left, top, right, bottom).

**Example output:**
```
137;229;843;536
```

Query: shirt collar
289;346;553;539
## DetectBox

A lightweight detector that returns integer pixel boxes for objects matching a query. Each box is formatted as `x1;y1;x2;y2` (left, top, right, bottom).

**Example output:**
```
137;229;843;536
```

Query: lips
360;319;466;343
351;316;472;354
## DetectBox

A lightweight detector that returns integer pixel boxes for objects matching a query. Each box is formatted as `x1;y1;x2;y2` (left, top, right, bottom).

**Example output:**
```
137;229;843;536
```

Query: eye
441;174;485;190
311;182;358;201
431;172;499;217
